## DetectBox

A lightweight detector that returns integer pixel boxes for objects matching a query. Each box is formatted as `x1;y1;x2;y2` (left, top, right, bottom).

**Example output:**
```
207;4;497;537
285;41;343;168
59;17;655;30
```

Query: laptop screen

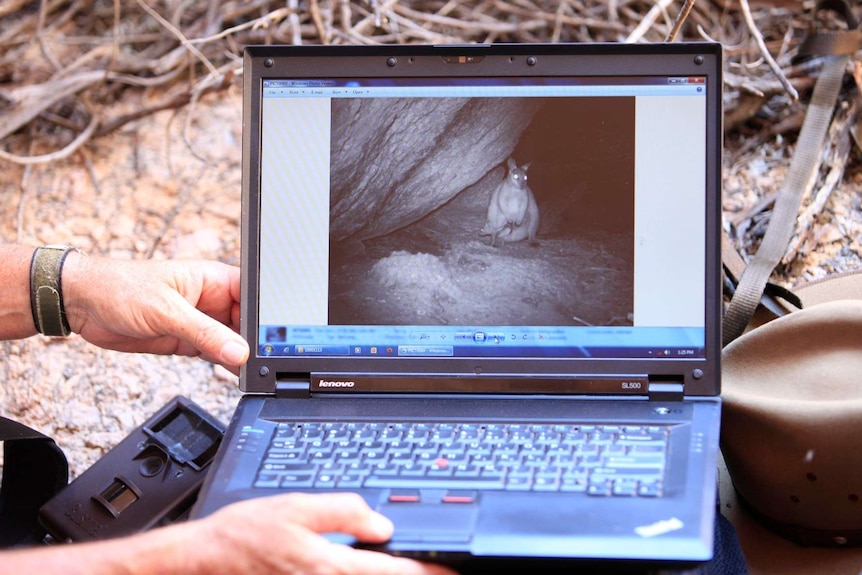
241;44;722;392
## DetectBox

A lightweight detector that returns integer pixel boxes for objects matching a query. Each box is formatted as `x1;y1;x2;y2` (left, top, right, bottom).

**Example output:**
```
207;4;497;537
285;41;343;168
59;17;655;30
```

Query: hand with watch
9;244;249;374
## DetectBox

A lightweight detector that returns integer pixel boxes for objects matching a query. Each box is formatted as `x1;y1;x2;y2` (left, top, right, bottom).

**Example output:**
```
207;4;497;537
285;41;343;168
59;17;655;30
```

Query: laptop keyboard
253;422;669;497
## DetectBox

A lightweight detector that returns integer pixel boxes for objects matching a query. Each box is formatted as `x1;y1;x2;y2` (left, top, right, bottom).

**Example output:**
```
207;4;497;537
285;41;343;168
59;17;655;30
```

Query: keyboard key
372;463;401;476
336;474;366;488
442;490;477;503
254;473;281;488
301;429;325;440
352;429;376;441
638;481;663;497
326;429;351;441
612;479;639;497
533;475;561;491
629;444;666;454
591;467;664;479
587;481;612;496
453;464;481;477
389;490;421;503
315;474;338;488
265;450;305;461
280;474;315;487
602;454;666;467
560;476;588;492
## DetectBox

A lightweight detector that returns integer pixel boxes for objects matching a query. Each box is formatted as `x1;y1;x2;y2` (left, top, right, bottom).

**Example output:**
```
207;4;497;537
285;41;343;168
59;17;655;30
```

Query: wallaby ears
506;157;531;172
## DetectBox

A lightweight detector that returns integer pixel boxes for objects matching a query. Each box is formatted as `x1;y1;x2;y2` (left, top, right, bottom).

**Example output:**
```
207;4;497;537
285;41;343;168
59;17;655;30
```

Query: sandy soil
1;87;246;477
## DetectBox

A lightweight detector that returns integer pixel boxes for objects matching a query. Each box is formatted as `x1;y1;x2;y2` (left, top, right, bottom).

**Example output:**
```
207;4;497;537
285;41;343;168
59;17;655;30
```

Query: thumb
267;493;393;542
165;301;249;368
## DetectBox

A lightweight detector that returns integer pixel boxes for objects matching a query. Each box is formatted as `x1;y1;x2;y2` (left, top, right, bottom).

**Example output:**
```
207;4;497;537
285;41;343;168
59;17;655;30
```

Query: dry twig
738;0;799;102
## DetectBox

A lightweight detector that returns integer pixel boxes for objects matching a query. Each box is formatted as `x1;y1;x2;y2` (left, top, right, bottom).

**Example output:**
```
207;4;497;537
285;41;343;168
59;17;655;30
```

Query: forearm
0;244;89;341
0;244;38;340
1;522;216;575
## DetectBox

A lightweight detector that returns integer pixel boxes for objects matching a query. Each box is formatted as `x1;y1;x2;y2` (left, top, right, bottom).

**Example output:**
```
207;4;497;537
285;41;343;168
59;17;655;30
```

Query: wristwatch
29;245;80;337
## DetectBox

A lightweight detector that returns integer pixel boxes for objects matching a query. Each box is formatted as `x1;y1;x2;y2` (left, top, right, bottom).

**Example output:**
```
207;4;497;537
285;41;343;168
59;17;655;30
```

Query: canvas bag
720;0;862;548
0;416;68;547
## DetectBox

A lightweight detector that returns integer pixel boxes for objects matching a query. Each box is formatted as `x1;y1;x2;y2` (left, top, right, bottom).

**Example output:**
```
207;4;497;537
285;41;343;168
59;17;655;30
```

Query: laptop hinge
648;382;684;401
275;380;311;399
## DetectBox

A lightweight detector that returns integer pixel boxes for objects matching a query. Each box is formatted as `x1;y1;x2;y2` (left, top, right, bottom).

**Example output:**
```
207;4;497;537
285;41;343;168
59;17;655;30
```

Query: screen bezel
239;43;723;396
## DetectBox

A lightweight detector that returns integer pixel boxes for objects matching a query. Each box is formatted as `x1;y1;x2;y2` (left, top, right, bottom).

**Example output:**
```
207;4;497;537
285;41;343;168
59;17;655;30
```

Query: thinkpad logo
318;380;355;388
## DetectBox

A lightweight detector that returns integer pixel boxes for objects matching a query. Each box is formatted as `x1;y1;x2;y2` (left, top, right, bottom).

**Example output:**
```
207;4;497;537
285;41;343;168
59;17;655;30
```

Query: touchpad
379;503;478;543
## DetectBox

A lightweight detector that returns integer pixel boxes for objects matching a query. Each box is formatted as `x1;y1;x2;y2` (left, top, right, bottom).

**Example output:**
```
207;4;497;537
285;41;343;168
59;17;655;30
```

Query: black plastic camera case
39;396;225;542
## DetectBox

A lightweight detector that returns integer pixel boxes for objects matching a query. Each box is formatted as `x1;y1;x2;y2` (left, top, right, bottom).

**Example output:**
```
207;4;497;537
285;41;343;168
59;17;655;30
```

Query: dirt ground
331;232;633;328
0;87;246;477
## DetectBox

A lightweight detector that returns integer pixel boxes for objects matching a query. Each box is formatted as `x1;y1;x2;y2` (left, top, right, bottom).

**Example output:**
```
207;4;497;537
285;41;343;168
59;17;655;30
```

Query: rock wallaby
480;157;539;246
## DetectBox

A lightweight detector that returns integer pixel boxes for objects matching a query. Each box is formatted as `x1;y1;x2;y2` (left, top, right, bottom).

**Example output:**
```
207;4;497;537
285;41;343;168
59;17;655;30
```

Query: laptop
192;42;724;572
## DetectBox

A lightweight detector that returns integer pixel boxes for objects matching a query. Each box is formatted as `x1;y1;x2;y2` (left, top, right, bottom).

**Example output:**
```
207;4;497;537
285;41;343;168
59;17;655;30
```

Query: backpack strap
722;0;862;346
0;416;68;548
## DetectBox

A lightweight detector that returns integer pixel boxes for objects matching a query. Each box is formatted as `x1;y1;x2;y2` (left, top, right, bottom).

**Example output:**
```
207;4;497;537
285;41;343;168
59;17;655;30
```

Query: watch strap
29;246;76;337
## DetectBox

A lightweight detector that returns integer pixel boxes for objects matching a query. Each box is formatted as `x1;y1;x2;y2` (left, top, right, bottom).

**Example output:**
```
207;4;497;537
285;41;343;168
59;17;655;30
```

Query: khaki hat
721;291;862;547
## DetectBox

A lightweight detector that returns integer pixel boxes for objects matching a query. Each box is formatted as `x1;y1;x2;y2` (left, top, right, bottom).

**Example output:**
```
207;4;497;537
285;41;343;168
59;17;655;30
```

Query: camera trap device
39;396;225;542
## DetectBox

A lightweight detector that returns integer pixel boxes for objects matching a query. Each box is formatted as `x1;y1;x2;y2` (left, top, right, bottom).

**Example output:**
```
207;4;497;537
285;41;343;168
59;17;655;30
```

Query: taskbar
258;343;703;359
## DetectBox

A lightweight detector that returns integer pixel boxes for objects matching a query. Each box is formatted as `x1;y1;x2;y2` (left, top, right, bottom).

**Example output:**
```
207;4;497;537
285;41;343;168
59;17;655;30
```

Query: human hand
62;253;249;373
0;492;459;575
195;492;458;575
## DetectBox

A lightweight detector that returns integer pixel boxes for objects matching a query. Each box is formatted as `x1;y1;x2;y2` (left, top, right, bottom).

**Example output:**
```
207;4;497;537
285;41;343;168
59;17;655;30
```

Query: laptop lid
240;43;722;399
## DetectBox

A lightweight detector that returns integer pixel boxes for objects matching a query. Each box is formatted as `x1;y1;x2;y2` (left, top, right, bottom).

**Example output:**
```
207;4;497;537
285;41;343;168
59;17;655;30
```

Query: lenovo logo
318;380;355;388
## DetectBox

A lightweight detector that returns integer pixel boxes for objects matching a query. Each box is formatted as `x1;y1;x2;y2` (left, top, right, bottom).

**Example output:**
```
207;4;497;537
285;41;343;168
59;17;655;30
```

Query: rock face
328;95;636;248
330;97;542;242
